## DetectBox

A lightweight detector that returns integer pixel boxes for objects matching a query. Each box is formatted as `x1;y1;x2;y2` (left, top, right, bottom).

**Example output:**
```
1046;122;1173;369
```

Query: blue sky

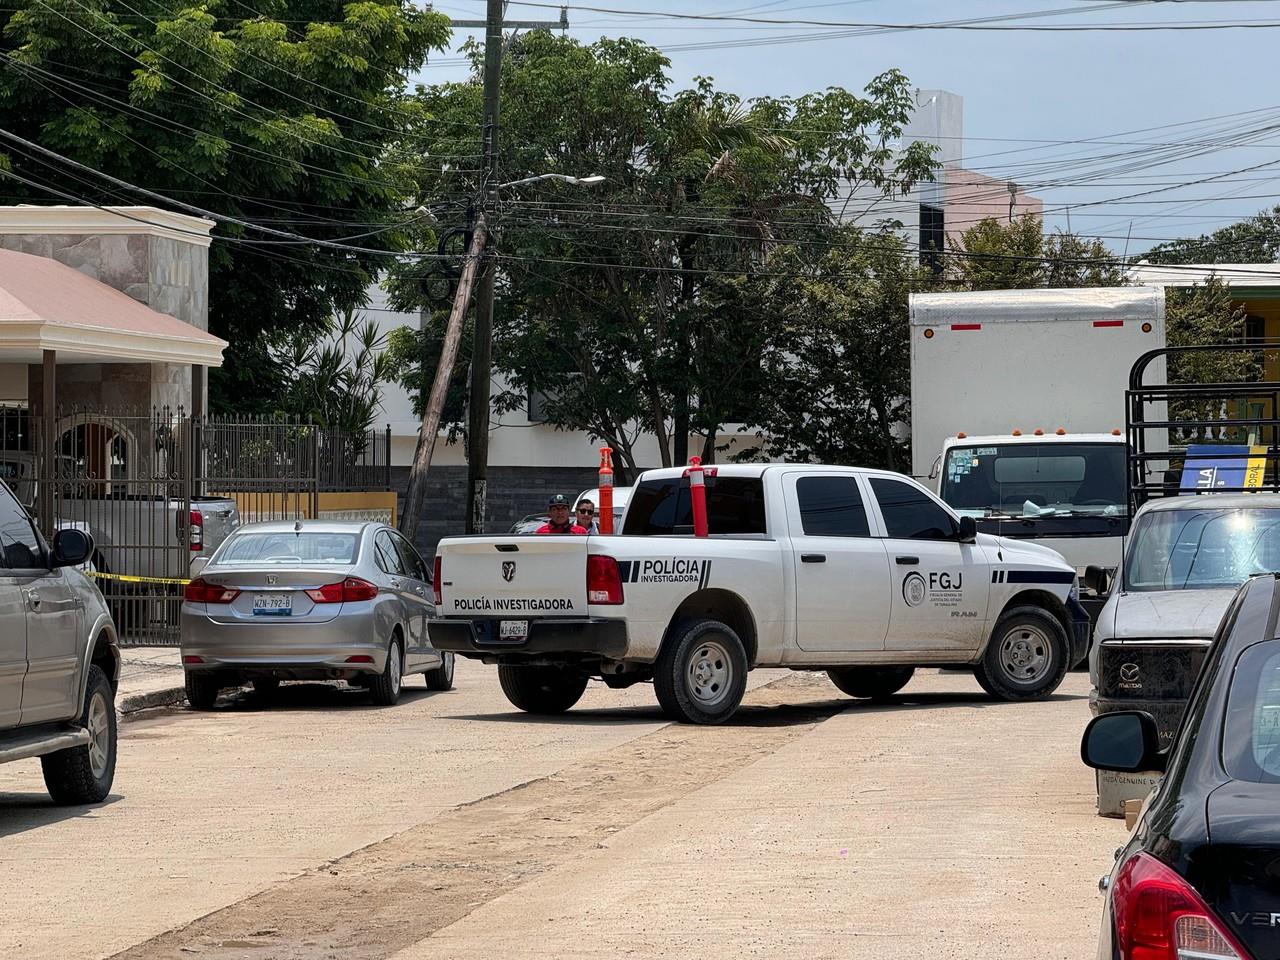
423;0;1277;256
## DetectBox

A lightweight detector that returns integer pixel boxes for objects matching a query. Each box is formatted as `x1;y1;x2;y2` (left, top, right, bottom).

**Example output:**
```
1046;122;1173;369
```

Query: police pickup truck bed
430;464;1090;724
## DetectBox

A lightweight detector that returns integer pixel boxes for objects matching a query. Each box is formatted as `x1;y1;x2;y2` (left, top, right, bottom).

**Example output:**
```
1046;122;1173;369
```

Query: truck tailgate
438;537;589;617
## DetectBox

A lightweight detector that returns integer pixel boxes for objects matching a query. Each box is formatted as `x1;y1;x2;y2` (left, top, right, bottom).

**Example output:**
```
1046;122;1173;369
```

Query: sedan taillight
1112;852;1249;960
306;577;378;604
184;578;240;604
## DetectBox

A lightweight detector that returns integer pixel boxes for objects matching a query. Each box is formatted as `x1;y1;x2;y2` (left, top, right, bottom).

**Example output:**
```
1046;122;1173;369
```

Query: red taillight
188;509;203;552
182;655;204;664
183;578;240;604
305;577;378;604
433;555;442;606
344;655;374;663
1112;853;1249;960
586;555;624;605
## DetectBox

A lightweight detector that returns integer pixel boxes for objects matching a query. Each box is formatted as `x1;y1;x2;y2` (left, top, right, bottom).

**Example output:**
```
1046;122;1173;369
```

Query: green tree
276;307;395;434
740;227;927;470
389;33;937;477
0;0;451;410
952;215;1125;289
1146;207;1280;265
1164;276;1260;438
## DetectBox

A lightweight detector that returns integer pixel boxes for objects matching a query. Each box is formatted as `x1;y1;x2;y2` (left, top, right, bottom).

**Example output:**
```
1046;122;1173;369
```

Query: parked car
1083;571;1280;960
431;464;1089;724
509;514;549;534
1089;494;1280;812
180;521;454;708
576;485;633;531
0;477;120;804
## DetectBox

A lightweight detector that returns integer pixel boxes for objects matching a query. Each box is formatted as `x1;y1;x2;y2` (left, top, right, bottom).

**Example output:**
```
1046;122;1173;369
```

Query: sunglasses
577;507;595;515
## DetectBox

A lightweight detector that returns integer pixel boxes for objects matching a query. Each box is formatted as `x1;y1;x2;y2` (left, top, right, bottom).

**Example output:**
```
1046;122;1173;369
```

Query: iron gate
0;407;387;646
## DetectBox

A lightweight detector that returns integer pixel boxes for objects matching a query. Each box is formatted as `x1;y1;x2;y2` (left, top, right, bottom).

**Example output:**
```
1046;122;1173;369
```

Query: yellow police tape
85;570;192;586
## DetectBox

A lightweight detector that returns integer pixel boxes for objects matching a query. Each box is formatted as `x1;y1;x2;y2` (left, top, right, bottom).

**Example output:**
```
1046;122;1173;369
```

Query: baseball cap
548;493;571;507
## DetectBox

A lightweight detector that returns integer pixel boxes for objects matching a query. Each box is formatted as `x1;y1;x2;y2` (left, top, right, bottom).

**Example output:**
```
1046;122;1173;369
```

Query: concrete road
0;665;1120;960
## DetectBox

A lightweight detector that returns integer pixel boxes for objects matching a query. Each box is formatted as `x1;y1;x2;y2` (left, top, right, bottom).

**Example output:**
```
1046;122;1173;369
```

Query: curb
119;685;186;718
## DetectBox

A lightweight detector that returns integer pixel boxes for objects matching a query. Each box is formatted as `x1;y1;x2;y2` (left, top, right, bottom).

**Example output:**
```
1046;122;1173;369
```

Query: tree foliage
1146;206;1280;265
951;215;1125;289
388;34;937;477
740;227;926;470
275;308;395;433
0;0;451;409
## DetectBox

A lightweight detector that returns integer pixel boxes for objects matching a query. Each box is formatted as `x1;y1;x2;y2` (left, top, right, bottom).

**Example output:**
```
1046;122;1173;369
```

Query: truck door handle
800;554;826;563
27;589;40;607
895;556;919;565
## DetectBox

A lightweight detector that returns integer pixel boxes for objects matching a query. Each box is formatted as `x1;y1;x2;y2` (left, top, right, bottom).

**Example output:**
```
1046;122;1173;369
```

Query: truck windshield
622;476;766;536
217;532;359;565
1124;508;1280;592
941;443;1125;517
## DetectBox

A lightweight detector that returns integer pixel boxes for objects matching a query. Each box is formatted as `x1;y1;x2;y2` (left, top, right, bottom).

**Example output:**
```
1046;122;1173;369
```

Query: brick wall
395;465;608;556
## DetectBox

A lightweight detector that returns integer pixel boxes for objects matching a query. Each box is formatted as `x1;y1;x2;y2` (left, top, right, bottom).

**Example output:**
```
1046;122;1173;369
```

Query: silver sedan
180;521;453;708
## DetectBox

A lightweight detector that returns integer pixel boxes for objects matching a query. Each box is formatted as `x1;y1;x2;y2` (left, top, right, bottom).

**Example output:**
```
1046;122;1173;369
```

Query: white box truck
909;287;1166;621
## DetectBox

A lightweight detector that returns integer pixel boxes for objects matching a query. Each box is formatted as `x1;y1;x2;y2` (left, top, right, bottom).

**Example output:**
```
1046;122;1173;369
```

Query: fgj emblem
502;561;516;583
902;572;927;607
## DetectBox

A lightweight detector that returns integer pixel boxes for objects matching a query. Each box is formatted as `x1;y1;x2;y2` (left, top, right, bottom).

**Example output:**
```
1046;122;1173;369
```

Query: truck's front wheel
974;606;1069;701
654;619;748;725
498;664;587;715
827;666;914;701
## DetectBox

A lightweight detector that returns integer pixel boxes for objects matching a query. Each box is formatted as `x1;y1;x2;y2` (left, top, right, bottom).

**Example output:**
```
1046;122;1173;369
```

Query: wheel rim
390;642;402;694
443;651;455;683
999;624;1052;684
687;638;733;707
87;691;111;780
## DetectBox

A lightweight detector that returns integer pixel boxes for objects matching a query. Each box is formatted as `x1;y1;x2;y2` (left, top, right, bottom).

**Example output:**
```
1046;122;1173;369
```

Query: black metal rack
1127;341;1280;512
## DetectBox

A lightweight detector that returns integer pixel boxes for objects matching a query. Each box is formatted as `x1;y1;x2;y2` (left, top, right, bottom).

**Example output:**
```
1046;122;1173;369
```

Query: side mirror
1081;711;1166;773
1083;565;1110;597
51;528;93;568
189;555;211;580
928;454;942;481
957;515;977;543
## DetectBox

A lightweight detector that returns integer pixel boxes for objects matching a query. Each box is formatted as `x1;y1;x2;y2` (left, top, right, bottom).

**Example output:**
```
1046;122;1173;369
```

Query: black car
1083;572;1280;960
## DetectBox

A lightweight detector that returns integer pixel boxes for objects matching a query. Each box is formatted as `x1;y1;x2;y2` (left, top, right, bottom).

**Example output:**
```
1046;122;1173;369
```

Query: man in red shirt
536;494;588;535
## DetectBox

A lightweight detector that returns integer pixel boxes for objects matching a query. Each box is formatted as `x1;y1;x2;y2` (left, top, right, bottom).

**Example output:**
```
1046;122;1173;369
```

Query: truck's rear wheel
827;666;914;701
498;664;587;714
654;619;748;725
974;606;1069;701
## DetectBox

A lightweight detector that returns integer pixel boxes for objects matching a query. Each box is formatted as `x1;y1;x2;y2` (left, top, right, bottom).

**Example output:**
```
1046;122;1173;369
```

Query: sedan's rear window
1224;640;1280;782
218;532;359;565
622;476;766;536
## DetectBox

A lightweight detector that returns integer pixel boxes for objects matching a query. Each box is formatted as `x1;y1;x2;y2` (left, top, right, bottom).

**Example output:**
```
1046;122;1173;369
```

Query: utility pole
398;215;488;540
465;0;504;535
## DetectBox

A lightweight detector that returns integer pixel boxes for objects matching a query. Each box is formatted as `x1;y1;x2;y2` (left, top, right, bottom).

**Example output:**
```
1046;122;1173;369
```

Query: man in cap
536;494;589;535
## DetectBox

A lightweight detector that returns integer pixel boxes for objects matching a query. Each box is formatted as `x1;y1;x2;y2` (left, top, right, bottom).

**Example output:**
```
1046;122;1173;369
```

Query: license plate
500;619;528;640
253;593;293;616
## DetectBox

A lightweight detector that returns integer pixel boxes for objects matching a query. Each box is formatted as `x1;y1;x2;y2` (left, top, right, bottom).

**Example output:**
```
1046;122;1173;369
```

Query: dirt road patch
110;675;846;960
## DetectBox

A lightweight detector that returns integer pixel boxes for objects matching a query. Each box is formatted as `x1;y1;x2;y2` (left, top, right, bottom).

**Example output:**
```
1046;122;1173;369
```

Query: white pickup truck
430;464;1090;724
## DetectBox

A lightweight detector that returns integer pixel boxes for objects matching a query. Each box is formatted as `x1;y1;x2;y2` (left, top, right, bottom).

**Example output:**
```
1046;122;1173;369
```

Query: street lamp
466;171;606;535
498;173;606;190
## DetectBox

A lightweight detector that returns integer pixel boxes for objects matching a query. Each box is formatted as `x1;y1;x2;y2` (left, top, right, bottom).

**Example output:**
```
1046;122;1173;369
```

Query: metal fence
0;406;393;646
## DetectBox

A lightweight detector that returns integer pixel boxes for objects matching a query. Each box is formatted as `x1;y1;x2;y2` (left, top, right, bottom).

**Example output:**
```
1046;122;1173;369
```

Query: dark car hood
1204;783;1280;960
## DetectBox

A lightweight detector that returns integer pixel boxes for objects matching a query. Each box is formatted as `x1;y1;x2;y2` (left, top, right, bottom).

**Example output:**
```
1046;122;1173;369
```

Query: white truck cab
431;464;1090;724
936;432;1129;610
